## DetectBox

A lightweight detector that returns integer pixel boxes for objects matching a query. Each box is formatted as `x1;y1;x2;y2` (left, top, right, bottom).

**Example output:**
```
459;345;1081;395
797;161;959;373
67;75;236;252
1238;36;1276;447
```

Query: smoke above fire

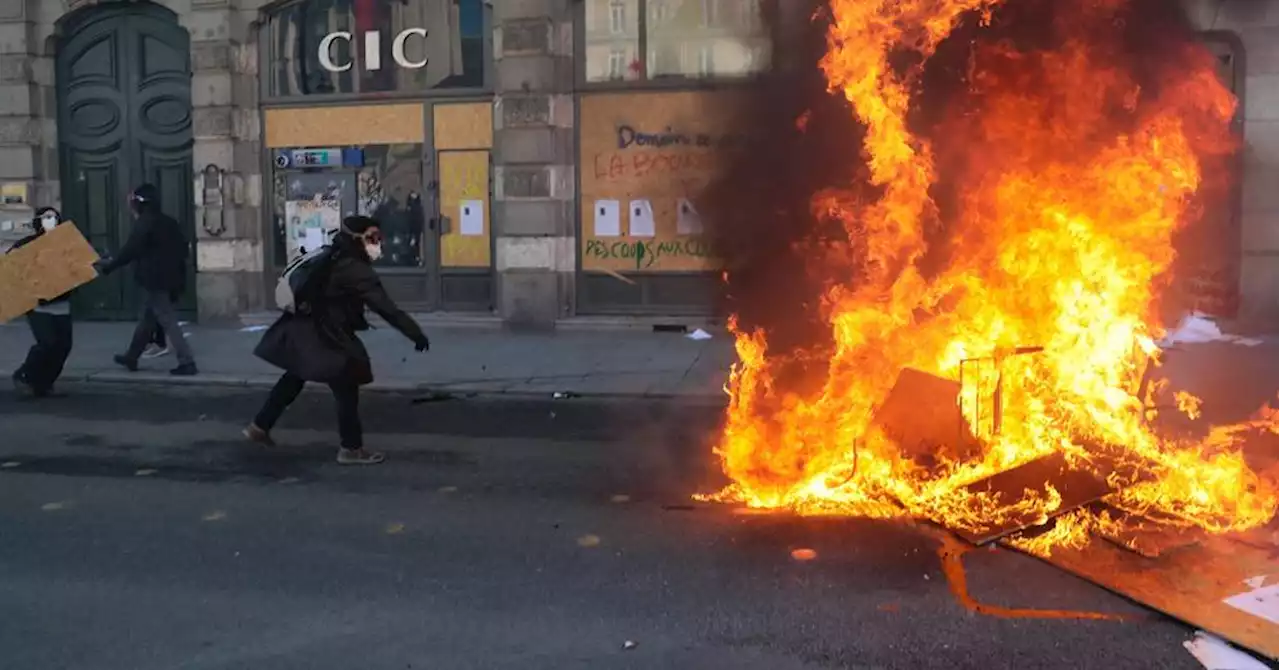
697;0;1273;540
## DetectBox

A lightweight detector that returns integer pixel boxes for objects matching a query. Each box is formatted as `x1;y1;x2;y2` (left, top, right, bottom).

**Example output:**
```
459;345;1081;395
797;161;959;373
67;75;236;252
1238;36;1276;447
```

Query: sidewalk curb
2;368;730;408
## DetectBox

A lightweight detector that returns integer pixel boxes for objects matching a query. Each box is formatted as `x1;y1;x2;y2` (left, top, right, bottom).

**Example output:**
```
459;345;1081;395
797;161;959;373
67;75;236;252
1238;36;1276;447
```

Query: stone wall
1186;0;1279;330
0;0;56;245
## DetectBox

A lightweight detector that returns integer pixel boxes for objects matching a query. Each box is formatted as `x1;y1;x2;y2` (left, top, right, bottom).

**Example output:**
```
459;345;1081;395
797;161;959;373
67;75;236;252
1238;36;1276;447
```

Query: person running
94;184;197;375
10;208;75;397
245;215;429;465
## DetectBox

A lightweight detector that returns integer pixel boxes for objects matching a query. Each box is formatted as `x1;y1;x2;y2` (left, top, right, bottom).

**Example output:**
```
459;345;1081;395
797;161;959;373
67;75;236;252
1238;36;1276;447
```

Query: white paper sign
628;200;656;237
303;227;325;252
593;200;621;237
1223;584;1279;624
676;198;703;235
459;200;484;236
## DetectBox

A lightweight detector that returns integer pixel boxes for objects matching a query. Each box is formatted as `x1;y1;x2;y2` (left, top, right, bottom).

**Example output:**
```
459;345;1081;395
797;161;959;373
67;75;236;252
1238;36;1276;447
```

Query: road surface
0;384;1201;669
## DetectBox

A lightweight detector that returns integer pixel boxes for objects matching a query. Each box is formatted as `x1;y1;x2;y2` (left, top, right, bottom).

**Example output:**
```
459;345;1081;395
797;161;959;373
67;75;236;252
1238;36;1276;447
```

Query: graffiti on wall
579;91;745;273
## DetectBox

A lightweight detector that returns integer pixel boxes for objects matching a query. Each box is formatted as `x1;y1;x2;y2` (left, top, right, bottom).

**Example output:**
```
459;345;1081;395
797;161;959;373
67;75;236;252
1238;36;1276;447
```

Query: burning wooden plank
947;451;1118;545
870;367;979;466
1093;502;1202;558
1006;523;1279;660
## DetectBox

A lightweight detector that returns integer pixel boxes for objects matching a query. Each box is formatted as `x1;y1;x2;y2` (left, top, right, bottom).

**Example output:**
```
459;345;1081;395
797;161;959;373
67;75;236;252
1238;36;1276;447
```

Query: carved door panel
56;3;194;319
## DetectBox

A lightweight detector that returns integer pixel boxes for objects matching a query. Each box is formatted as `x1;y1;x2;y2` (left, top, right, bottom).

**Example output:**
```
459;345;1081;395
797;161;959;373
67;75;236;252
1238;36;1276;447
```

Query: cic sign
318;29;429;72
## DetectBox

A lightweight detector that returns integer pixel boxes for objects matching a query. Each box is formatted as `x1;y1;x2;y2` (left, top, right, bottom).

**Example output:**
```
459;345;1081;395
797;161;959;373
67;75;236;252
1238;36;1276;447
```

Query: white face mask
39;215;58;232
365;243;383;261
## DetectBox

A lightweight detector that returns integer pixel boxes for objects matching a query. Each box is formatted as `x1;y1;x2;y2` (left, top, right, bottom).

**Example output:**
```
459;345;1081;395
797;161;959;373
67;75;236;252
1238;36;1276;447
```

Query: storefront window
584;0;769;83
271;143;424;269
265;0;486;96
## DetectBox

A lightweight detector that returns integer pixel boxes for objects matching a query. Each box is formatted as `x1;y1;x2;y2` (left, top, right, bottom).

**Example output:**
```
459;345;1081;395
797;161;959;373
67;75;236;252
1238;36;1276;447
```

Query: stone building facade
0;0;1273;329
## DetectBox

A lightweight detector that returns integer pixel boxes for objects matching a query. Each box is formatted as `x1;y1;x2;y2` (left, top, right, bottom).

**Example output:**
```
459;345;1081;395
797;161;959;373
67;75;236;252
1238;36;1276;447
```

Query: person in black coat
10;207;75;397
94;183;198;375
245;215;430;465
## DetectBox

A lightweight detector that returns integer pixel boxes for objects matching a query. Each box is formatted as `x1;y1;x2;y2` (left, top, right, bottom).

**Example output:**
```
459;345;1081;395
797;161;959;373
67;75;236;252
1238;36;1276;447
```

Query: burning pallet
885;346;1279;660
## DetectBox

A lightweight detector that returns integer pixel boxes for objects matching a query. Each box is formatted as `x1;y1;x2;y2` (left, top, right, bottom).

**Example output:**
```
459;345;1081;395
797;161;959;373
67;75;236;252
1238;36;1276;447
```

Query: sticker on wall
676;198;703;235
459;200;485;236
593;200;621;237
628;200;656;237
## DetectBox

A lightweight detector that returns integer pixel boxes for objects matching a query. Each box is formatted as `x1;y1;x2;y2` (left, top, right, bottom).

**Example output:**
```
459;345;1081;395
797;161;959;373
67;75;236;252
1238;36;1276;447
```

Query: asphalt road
0;384;1203;670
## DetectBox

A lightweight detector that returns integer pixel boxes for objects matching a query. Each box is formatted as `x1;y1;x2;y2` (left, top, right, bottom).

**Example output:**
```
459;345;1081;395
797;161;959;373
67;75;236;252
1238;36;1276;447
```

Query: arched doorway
55;1;196;320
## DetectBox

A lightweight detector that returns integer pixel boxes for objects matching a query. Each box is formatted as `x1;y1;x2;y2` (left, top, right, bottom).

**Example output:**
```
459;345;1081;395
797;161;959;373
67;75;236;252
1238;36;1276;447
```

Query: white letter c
318;31;353;72
392;28;428;69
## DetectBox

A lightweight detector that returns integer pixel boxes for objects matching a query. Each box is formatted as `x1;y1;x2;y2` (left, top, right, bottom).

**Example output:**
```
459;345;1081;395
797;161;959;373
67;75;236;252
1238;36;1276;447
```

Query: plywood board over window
437;150;491;267
434;102;493;268
264;104;425;148
578;90;745;273
434;101;493;150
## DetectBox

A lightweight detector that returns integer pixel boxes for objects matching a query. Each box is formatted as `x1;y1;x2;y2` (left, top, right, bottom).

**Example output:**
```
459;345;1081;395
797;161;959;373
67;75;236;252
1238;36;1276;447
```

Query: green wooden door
56;2;196;320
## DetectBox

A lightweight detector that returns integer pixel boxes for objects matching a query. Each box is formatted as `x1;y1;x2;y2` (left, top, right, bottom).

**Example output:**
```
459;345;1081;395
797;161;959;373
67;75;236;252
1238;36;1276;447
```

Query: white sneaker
141;344;170;359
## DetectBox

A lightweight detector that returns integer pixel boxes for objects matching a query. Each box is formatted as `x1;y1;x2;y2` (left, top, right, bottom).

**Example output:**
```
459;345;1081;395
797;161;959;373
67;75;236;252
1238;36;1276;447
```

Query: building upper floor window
700;0;719;28
609;0;627;34
264;0;487;97
583;0;771;84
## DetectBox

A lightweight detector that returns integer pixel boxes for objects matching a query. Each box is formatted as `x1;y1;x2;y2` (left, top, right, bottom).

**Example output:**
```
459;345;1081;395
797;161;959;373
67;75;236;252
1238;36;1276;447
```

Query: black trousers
16;312;72;393
253;372;362;448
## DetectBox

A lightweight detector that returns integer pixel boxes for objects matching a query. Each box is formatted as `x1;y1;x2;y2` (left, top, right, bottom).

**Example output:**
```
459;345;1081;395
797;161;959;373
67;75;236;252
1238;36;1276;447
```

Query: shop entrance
264;101;495;312
55;2;196;321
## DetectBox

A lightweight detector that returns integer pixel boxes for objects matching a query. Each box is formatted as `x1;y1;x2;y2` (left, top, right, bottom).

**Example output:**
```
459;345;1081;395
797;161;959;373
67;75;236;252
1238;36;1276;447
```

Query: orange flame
706;0;1276;544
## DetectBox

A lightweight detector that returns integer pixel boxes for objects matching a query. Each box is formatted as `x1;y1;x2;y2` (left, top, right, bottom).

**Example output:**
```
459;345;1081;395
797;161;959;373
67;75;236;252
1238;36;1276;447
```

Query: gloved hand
414;336;430;352
92;259;109;275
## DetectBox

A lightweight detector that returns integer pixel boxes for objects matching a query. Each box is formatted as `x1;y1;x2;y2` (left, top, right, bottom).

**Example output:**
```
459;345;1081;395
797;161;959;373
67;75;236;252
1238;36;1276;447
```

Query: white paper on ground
459;200;484;236
628;199;656;237
1182;631;1270;670
1223;584;1279;624
1161;312;1265;347
686;328;712;341
1243;575;1267;589
593;200;621;237
676;198;703;235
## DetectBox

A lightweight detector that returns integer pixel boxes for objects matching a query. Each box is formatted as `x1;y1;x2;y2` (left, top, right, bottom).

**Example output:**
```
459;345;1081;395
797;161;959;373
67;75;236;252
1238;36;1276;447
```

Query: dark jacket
100;209;188;293
9;228;73;307
254;244;427;386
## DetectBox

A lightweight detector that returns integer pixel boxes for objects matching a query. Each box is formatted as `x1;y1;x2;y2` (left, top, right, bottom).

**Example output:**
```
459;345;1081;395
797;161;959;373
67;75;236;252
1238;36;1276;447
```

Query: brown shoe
242;423;275;447
336;448;385;465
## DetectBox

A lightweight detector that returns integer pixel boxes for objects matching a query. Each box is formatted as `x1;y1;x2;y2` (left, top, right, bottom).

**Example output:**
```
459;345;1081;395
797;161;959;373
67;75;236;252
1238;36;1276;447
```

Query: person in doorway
245;215;429;465
94;183;198;375
10;207;75;398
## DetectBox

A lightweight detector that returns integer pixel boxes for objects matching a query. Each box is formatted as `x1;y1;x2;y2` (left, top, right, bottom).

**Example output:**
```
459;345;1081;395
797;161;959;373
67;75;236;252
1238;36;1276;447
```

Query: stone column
0;0;51;248
492;0;576;329
183;0;266;321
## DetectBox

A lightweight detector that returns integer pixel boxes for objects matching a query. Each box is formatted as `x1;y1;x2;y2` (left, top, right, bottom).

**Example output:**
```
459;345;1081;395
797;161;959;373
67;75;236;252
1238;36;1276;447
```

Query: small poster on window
285;197;341;261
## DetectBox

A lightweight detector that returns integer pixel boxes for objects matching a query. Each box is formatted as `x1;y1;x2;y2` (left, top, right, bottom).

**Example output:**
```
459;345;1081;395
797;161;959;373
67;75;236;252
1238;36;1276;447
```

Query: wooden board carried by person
0;222;99;323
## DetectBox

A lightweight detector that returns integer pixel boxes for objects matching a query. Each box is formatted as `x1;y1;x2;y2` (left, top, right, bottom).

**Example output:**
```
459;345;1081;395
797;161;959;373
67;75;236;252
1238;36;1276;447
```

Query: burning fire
706;0;1277;546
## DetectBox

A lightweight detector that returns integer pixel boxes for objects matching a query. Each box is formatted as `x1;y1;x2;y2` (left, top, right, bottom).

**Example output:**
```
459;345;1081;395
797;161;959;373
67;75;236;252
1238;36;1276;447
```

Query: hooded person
94;183;197;375
245;215;430;465
9;207;75;397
